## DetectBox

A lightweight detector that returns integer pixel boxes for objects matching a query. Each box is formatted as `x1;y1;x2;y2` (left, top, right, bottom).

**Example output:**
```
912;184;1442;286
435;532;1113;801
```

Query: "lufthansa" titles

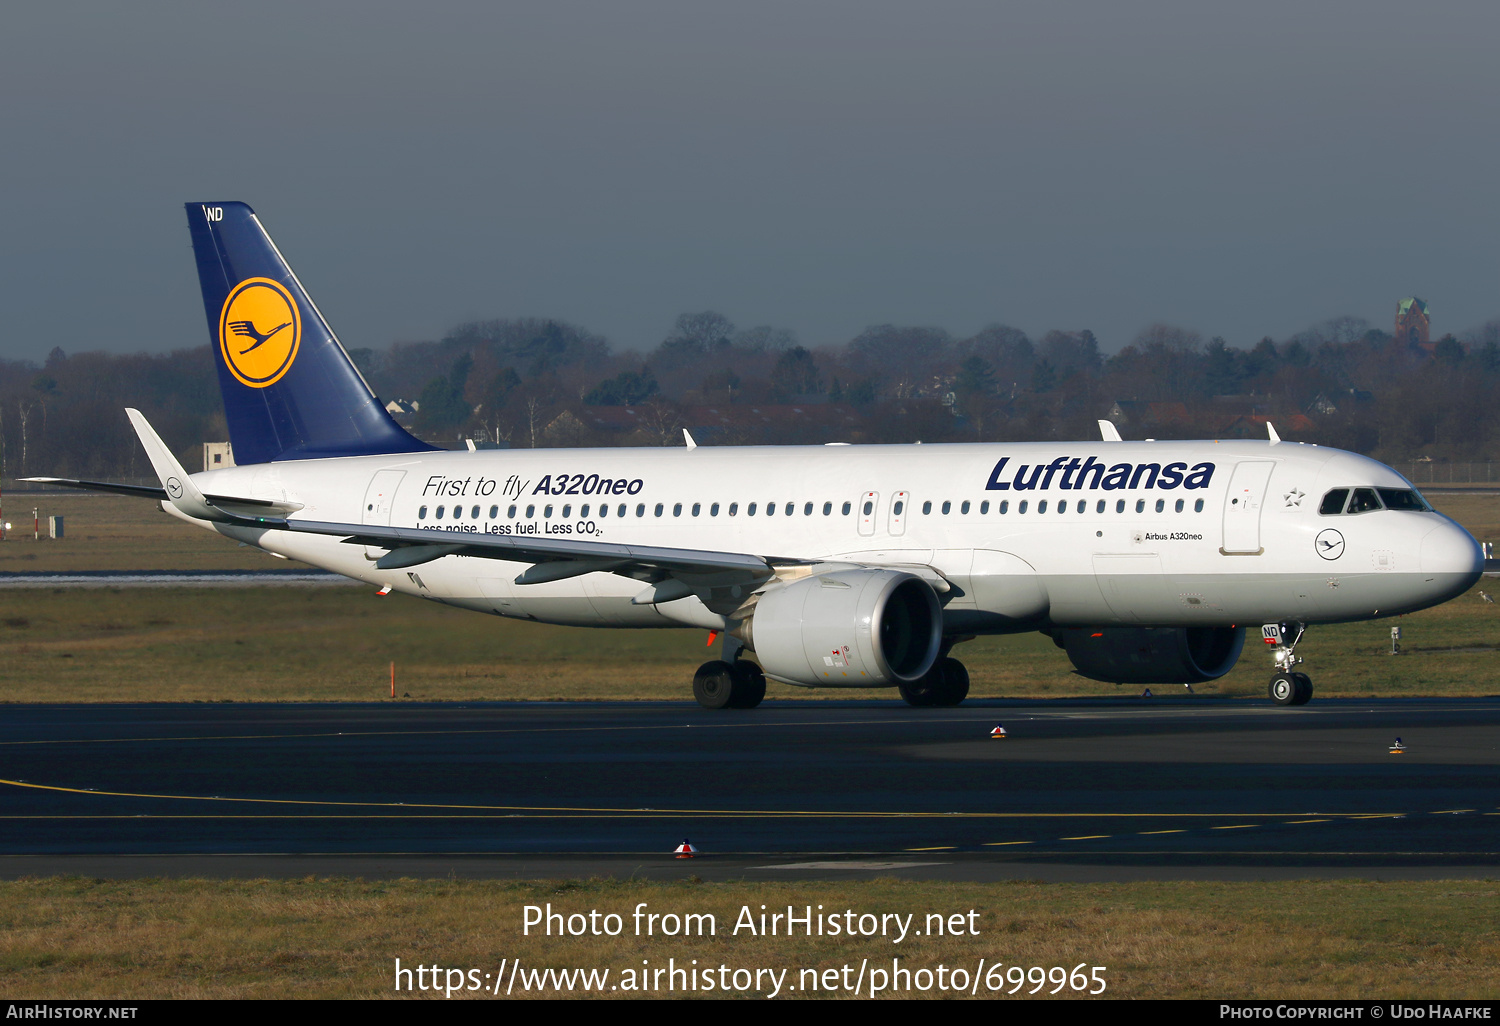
984;456;1214;492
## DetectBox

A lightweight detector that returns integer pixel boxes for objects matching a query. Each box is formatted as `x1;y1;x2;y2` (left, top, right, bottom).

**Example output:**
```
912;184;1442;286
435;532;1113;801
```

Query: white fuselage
176;439;1482;635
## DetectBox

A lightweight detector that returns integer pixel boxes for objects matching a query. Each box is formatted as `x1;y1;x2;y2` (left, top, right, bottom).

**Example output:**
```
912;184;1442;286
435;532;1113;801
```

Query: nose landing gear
1263;622;1312;706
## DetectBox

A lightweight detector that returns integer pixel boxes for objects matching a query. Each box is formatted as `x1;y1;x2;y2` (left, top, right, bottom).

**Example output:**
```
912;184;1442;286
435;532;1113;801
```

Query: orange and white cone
990;724;1007;739
674;839;697;858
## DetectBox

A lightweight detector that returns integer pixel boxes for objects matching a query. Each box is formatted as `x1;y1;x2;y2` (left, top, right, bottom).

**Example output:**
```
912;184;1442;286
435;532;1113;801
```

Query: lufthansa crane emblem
218;277;301;388
1315;528;1345;560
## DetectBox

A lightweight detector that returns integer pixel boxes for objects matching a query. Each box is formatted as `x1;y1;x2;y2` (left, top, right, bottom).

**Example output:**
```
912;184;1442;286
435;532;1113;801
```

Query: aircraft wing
277;516;777;584
21;476;305;518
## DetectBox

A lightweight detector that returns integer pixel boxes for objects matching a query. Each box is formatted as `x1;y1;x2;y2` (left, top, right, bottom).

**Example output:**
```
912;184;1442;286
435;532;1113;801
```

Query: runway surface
1;698;1497;879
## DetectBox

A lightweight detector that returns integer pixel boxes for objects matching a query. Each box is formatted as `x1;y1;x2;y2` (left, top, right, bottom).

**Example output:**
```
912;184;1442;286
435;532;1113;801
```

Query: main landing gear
693;658;767;709
899;655;970;708
1264;621;1312;706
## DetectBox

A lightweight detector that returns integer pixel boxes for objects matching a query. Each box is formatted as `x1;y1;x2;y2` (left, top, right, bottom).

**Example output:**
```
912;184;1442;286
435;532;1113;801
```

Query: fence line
1401;463;1500;485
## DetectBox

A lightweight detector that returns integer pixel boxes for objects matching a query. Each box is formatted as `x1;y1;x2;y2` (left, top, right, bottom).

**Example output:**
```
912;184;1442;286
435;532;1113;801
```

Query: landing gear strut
899;655;970;708
1264;621;1312;706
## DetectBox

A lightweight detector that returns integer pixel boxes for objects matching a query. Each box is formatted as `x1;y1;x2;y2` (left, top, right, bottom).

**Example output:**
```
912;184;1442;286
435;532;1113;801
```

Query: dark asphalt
1;698;1497;880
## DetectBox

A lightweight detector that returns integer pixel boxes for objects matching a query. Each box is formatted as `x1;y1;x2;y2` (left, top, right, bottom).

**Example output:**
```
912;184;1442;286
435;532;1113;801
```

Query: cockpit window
1377;488;1428;511
1318;489;1349;515
1347;488;1382;514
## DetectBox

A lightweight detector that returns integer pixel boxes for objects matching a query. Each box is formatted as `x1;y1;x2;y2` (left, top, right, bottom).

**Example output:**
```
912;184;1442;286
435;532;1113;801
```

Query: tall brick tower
1395;297;1430;347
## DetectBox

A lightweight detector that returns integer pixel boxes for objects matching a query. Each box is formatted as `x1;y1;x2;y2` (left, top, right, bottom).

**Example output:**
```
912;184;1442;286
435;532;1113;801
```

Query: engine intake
739;569;943;687
1054;626;1245;684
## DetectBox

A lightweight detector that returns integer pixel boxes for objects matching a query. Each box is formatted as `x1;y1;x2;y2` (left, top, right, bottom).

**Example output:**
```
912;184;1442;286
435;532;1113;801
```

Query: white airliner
29;203;1484;709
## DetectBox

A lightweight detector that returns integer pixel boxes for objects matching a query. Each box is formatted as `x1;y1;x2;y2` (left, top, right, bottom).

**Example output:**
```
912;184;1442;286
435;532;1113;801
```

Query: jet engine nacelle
740;568;943;687
1053;625;1245;684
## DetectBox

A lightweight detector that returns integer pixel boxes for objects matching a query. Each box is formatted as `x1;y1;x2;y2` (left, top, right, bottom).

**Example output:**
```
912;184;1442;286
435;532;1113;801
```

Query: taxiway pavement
1;698;1496;879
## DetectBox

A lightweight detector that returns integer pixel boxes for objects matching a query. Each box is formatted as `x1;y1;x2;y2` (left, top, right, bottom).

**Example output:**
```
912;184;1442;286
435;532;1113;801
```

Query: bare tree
637;400;683;446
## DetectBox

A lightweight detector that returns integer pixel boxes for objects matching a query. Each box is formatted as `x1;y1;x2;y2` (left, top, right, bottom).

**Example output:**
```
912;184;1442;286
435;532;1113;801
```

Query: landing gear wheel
900;658;970;708
933;657;969;707
1291;672;1313;706
728;660;766;709
1269;673;1298;706
898;674;938;708
693;660;737;709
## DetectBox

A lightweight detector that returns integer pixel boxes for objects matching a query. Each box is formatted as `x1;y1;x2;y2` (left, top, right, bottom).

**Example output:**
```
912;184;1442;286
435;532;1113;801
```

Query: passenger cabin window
729;503;739;516
803;502;813;516
635;504;645;517
1018;500;1028;513
1347;488;1381;514
489;505;498;519
711;503;720;516
999;500;1009;514
941;501;951;515
980;501;989;514
748;502;758;516
655;503;664;517
842;502;851;515
922;501;932;515
1194;499;1204;512
1038;500;1048;513
508;505;517;518
436;505;445;519
822;502;832;515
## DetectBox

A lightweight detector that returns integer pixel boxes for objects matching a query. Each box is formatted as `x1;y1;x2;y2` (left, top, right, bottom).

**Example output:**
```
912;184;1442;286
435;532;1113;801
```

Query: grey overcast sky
2;1;1498;363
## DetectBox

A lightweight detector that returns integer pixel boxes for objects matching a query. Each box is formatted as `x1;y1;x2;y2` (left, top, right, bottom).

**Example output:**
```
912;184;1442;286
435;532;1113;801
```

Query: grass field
1;876;1496;999
2;493;1499;702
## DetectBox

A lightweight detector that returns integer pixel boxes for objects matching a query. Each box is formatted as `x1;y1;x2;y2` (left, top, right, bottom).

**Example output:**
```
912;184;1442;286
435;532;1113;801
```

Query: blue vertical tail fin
185;202;439;464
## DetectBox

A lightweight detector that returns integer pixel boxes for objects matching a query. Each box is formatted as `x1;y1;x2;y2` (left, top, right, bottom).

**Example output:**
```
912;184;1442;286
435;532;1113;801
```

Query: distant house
1308;393;1340;416
1221;414;1316;439
1107;400;1190;429
202;442;234;472
384;399;419;417
1307;389;1373;416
